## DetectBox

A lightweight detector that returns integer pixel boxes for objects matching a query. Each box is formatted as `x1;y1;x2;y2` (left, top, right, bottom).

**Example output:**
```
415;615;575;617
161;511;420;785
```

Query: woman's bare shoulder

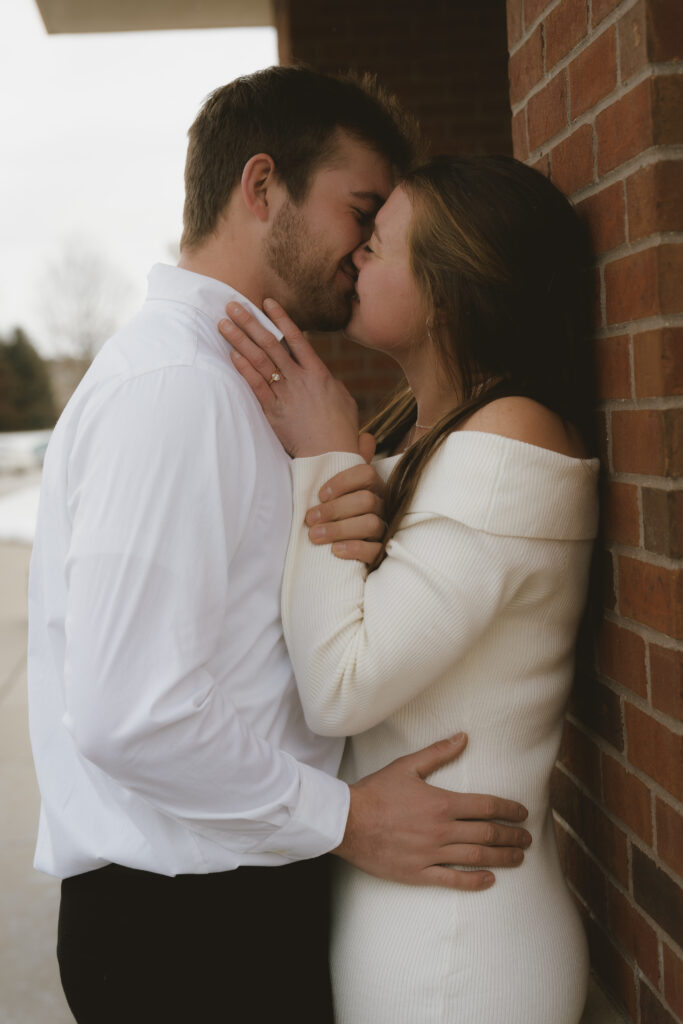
460;396;588;458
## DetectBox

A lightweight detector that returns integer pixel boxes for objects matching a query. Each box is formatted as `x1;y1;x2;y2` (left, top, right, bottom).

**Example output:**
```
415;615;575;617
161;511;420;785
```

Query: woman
219;155;599;1023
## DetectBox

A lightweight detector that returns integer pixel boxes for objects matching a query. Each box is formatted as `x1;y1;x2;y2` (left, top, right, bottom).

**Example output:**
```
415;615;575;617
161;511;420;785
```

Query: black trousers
57;857;334;1023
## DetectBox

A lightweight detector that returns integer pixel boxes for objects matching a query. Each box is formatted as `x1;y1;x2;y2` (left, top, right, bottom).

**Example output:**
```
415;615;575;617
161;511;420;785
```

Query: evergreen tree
0;328;57;431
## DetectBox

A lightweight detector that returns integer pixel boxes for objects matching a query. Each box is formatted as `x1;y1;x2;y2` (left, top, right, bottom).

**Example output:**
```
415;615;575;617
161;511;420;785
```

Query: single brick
527;72;568;150
596;79;653;176
571;670;623;750
602;751;653;843
585;914;638;1020
642;488;683;558
625;700;683;800
523;0;553;30
592;0;623;28
612;408;683;477
628;160;683;241
656;797;683;878
550;124;594;194
604;247;659;325
649;643;682;719
663;944;683;1022
577;181;626;255
633;844;683;947
546;0;588;69
511;108;529;161
597;617;647;694
633;328;683;398
509;26;544;106
608;884;660;987
559;719;601;795
639;978;678;1024
619;0;650;82
570;26;617;118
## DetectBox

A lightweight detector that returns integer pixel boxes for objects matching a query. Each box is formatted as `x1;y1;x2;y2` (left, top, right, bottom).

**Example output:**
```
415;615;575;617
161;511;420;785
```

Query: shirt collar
145;263;283;340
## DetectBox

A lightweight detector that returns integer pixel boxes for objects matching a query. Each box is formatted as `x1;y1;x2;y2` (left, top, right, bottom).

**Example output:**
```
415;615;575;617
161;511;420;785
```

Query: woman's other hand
306;433;387;564
218;298;360;458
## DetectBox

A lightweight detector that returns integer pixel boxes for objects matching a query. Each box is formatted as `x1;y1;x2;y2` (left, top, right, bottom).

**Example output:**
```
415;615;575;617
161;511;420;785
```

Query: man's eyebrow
350;190;385;209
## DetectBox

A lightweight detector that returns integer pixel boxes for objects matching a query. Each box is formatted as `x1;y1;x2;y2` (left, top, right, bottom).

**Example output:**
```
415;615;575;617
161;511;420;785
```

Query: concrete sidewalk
0;542;72;1023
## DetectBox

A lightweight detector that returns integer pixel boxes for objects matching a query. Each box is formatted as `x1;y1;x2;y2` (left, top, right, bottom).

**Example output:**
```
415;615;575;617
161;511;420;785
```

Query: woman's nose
351;245;365;271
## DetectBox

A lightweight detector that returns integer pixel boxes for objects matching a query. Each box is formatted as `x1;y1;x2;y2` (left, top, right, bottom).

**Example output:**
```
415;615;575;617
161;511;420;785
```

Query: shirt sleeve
62;366;348;862
282;452;530;737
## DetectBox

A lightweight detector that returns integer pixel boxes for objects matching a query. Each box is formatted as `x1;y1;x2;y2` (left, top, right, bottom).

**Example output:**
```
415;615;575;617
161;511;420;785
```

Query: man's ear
240;153;278;223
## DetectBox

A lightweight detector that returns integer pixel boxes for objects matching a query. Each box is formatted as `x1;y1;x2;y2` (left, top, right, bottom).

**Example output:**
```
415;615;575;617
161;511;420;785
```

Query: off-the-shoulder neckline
377;429;599;467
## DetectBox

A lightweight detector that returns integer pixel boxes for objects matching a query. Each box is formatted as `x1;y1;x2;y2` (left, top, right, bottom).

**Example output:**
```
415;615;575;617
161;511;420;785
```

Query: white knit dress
282;431;599;1024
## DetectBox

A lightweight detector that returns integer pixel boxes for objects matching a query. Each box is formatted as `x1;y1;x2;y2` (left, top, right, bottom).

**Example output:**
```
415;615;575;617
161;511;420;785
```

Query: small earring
426;317;434;343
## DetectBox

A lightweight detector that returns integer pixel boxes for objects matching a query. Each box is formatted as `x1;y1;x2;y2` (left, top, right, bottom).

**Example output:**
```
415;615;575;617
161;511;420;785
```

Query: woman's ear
240;153;278;222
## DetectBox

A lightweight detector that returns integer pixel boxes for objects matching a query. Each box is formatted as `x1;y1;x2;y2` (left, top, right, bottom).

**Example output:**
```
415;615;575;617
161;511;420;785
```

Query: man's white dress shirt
27;263;349;879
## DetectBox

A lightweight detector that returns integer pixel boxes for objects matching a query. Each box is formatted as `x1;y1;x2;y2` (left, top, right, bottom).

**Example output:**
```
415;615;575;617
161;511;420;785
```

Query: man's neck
178;242;265;311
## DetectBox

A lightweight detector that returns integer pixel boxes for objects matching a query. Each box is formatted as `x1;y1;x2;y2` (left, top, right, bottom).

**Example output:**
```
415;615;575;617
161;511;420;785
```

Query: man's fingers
445;792;529;823
439;821;531;849
401;734;468;778
437;843;525;868
421;866;495;891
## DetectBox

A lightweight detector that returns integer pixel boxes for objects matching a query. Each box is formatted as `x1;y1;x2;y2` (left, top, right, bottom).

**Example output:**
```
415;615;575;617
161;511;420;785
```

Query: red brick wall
276;0;513;420
507;0;683;1020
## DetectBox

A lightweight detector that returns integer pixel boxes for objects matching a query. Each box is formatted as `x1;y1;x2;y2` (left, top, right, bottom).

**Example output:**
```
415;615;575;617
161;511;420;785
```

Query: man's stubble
264;201;354;332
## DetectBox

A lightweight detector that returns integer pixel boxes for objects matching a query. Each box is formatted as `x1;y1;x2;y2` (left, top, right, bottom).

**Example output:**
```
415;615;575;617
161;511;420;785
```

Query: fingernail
518;806;528;821
219;318;232;330
521;832;532;847
332;542;347;554
481;874;495;888
512;850;524;865
227;302;243;316
451;732;465;743
263;298;276;310
320;486;333;500
307;509;321;523
309;526;326;540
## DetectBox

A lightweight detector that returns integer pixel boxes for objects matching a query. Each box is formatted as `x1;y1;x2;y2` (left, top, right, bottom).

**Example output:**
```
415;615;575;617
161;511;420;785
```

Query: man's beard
264;201;354;331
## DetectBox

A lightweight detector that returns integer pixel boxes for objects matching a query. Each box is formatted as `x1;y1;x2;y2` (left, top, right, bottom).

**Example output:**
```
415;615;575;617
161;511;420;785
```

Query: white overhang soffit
34;0;274;34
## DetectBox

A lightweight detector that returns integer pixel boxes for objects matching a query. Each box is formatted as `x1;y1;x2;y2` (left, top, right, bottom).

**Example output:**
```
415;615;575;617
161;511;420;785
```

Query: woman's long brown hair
364;155;596;571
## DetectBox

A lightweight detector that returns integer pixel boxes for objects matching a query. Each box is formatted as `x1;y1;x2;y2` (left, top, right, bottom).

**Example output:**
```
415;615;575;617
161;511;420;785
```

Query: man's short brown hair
181;65;419;250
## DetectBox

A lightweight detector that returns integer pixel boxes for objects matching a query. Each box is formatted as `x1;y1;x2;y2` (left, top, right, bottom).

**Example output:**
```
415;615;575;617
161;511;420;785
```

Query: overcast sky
0;0;277;354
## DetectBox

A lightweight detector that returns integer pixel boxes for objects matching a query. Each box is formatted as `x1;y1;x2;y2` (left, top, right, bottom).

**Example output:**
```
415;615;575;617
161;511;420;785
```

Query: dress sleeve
62;367;348;862
282;452;530;737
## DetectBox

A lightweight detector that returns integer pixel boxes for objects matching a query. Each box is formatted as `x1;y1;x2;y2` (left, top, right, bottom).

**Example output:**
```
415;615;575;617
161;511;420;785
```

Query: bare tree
40;239;134;362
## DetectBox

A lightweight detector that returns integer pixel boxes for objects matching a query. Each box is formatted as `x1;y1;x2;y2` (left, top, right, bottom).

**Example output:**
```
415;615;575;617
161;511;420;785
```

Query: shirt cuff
263;764;350;860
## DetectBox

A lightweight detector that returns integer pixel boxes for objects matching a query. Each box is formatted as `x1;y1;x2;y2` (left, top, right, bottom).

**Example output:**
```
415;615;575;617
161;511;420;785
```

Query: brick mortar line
596;309;683;338
601;472;682;491
554;760;682;874
570;148;683;205
553;802;683;940
555;756;683;880
605;543;682;572
599;395;683;409
510;47;679;123
596;232;683;266
509;0;640;59
599;608;682;649
564;710;683;812
592;672;682;733
557;823;683;1001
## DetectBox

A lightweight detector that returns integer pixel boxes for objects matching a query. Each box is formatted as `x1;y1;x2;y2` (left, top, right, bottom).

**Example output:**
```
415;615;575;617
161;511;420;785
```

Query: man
28;67;530;1023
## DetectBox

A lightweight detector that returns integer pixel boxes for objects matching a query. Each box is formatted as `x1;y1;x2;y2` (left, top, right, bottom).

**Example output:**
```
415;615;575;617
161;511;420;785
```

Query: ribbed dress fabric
282;431;600;1024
